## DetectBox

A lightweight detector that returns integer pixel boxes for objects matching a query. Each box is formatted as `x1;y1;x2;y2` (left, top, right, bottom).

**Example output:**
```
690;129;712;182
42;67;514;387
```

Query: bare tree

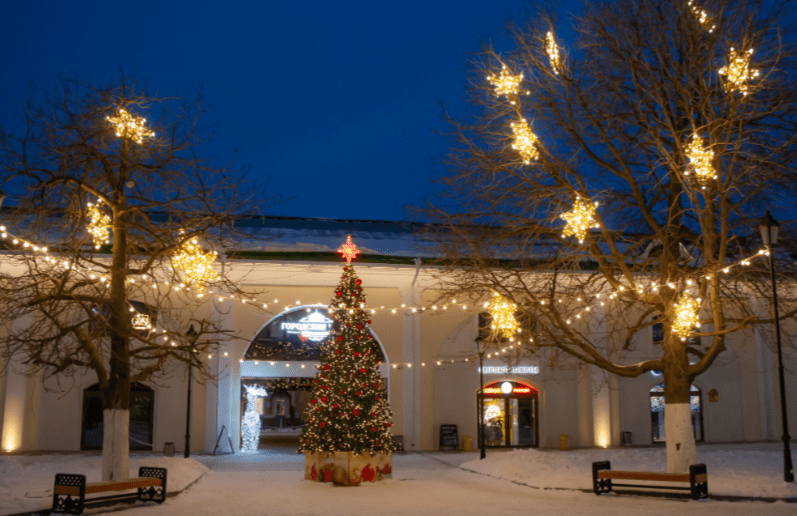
0;76;276;480
423;0;797;472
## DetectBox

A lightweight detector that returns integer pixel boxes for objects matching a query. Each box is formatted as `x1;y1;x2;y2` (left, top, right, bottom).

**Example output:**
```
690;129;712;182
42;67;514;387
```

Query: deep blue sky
0;0;574;222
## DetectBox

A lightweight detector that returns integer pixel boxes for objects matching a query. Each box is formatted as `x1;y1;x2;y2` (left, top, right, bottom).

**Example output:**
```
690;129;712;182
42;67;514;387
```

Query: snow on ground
459;445;797;500
0;454;207;515
119;451;795;516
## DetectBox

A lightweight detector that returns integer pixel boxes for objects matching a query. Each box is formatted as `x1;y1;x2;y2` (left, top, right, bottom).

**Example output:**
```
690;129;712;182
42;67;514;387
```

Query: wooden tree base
304;451;392;486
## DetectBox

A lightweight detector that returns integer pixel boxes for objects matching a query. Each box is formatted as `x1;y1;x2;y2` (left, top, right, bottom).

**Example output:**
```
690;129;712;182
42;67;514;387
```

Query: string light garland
487;65;523;97
685;134;717;188
719;47;759;95
511;119;540;163
171;237;219;294
106;108;155;144
672;293;701;339
687;0;715;32
561;195;599;243
85;202;111;249
487;292;520;339
546;31;561;74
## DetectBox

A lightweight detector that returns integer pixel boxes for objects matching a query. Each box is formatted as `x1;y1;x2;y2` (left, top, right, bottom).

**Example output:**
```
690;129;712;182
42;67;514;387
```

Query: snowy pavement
2;446;796;516
128;450;794;516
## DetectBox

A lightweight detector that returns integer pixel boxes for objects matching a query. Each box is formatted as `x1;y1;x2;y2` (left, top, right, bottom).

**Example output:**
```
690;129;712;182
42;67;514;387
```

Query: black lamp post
759;211;794;483
478;342;486;460
184;324;196;458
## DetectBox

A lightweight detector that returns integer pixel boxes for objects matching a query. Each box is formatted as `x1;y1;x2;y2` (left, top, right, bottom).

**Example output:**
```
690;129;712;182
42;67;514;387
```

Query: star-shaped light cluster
86;202;111;249
685;134;717;187
487;66;524;97
106;108;155;143
487;293;520;339
337;235;361;264
510;119;540;163
561;195;599;243
171;237;219;293
719;47;759;95
672;293;701;338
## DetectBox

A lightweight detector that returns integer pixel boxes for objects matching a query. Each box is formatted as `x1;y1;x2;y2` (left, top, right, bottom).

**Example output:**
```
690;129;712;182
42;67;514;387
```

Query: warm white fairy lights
487;292;520;339
685;134;717;187
672;293;701;339
546;31;561;74
511;119;540;163
719;47;759;95
106;108;155;144
561;195;599;243
487;66;524;97
171;237;219;293
131;313;153;331
86;202;111;249
687;1;715;32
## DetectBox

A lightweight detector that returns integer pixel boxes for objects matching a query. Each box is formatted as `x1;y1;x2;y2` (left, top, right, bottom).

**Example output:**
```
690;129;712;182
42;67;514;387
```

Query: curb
421;453;797;504
3;471;207;516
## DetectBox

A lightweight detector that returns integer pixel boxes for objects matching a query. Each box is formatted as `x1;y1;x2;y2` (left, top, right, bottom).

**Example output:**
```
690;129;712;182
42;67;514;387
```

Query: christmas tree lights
487;66;523;97
561;195;599;243
719;47;759;95
672;293;701;339
86;202;111;249
487;293;520;339
546;31;561;74
687;1;715;32
299;236;395;455
685;134;717;187
106;108;155;143
171;237;219;293
511;119;540;163
241;384;268;453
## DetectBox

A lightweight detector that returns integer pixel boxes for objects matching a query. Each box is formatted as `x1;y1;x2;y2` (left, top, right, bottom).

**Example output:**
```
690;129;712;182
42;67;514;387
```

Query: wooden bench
592;461;708;500
52;466;167;515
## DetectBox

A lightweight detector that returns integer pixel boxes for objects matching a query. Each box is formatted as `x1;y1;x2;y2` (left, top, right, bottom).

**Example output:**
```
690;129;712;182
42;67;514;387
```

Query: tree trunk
662;372;697;473
101;408;130;481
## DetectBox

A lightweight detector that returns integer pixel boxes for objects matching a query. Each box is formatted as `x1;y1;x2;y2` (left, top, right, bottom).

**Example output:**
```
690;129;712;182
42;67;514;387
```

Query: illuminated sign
280;311;334;342
478;366;539;375
483;380;538;397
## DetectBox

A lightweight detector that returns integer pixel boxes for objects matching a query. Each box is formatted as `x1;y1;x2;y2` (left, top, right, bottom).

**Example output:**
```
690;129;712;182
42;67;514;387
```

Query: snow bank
460;447;797;499
0;454;208;515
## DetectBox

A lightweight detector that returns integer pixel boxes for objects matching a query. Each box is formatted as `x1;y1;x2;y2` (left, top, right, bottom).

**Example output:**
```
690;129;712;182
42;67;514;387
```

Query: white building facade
1;218;795;453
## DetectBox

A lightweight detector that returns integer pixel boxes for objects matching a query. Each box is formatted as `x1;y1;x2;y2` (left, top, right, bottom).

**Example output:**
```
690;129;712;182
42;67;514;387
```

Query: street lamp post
184;324;196;458
759;211;794;483
478;342;486;460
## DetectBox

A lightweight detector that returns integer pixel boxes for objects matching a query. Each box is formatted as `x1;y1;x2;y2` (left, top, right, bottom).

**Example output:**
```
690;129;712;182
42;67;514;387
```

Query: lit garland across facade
106;108;155;143
561;195;598;243
487;293;520;339
487;66;523;97
546;32;561;74
171;237;219;293
685;134;716;187
510;119;540;163
86;202;111;249
719;47;759;95
672;293;701;339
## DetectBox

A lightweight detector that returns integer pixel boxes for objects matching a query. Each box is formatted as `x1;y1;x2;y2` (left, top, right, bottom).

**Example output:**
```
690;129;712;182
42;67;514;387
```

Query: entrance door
478;380;538;448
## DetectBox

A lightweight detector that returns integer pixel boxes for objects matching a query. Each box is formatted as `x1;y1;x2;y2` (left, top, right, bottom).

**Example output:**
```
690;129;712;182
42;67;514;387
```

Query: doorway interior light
501;382;513;394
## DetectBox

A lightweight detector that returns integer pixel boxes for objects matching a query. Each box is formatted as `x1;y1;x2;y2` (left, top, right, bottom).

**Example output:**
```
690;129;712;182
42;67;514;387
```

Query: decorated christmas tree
299;236;395;455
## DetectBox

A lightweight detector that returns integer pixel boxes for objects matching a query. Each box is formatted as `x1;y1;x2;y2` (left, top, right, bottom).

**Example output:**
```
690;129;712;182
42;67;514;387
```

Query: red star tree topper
299;236;395;453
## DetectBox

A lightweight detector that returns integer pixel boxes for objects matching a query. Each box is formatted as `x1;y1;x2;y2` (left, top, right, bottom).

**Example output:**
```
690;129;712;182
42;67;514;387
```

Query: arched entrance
240;305;389;451
650;382;704;442
81;382;154;450
478;380;539;448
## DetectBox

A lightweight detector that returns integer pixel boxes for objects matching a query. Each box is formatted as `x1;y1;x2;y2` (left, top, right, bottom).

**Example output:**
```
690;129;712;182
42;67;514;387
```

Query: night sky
0;0;567;222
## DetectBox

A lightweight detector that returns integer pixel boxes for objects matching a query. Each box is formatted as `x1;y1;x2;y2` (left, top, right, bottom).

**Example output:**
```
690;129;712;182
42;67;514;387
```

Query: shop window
650;383;703;443
81;383;154;450
477;380;538;448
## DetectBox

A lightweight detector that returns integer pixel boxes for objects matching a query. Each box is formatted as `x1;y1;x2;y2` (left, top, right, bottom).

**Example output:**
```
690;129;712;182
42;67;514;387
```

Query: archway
81;382;154;450
650;382;704;443
239;305;389;451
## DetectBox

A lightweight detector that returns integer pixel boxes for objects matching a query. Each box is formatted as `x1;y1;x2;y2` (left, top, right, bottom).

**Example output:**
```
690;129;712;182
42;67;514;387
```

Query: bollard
559;434;570;451
462;435;473;452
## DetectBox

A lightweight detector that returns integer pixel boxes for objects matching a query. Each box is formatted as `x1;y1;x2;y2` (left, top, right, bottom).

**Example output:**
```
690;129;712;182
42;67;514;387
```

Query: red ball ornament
340;390;345;394
353;409;360;416
367;320;372;325
333;403;339;408
343;267;348;271
310;399;317;404
336;291;342;297
371;412;376;418
355;391;361;396
356;279;362;285
320;422;326;428
374;383;379;388
335;349;340;354
387;423;392;427
336;336;343;342
323;364;330;370
375;396;380;401
360;368;367;374
371;427;377;432
353;352;360;357
357;323;363;329
321;396;327;403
